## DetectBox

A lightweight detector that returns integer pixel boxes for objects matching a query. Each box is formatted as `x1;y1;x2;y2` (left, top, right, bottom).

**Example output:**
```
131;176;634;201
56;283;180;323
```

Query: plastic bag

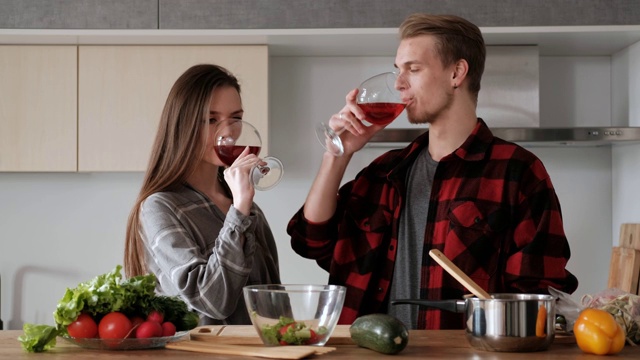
582;288;640;345
548;286;583;333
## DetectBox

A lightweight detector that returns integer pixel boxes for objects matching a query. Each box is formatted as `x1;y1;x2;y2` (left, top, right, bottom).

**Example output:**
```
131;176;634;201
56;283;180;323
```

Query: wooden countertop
1;329;639;359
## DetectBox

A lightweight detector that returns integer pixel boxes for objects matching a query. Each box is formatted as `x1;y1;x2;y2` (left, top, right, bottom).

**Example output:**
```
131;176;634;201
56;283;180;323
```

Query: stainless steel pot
392;293;556;352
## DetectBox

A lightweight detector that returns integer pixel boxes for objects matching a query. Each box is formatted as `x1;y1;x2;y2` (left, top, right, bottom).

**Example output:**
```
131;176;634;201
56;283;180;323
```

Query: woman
124;64;280;325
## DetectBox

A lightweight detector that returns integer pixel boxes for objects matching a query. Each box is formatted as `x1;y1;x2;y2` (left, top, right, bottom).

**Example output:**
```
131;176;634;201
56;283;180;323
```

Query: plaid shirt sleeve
503;157;578;293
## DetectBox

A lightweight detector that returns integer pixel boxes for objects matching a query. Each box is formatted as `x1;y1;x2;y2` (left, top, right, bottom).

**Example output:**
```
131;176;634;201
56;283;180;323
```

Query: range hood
369;127;640;147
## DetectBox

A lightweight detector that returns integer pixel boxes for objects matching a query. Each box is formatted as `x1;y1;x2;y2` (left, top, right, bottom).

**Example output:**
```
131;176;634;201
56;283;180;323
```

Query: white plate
61;331;189;350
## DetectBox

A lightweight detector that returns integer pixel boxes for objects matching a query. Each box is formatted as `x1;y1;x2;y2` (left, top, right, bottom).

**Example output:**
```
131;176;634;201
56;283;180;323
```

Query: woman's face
202;86;243;167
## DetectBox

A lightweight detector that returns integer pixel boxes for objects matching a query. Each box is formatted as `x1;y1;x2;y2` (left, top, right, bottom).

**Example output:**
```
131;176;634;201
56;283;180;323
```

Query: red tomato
279;323;295;336
161;322;177;337
305;329;319;345
130;316;145;327
278;323;296;345
67;313;98;339
146;310;164;324
135;321;163;339
98;312;133;339
127;316;145;338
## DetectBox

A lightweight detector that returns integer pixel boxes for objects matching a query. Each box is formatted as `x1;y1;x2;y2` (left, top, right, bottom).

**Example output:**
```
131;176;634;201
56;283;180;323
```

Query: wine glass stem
256;164;270;176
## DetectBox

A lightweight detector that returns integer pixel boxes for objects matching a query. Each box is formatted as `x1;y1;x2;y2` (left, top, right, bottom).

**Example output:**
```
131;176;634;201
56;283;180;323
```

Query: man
287;13;578;329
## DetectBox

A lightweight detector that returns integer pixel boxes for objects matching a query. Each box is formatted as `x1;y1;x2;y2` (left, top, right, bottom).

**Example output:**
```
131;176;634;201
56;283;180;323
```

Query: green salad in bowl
243;284;346;346
260;316;329;345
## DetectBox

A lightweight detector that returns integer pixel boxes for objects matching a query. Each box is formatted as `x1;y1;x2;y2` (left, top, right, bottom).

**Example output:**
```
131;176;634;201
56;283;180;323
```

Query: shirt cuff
226;205;257;232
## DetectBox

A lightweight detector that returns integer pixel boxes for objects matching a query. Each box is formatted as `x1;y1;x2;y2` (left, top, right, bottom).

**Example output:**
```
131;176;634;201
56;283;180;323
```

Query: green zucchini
349;313;409;355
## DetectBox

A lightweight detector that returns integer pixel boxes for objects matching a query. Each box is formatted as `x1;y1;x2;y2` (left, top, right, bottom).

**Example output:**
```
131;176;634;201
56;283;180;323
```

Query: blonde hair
400;14;486;98
124;64;239;278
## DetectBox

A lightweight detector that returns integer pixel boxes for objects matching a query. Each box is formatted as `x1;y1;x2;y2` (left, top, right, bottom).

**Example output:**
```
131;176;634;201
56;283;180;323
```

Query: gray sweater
139;183;281;325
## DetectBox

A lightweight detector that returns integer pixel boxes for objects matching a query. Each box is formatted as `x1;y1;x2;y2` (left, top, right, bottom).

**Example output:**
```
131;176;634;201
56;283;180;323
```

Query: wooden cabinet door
0;46;77;172
78;45;268;172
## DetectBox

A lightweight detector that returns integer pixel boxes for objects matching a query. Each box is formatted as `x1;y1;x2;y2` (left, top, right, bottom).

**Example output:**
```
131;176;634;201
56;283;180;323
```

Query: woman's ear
451;59;469;89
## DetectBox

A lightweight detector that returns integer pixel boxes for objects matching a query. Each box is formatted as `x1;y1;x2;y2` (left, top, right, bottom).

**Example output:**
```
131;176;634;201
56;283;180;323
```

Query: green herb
149;295;199;331
18;324;59;353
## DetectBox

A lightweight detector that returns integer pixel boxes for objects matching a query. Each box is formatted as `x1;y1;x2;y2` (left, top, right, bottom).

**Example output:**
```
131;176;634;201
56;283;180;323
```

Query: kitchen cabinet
0;45;77;172
0;44;268;172
78;45;268;172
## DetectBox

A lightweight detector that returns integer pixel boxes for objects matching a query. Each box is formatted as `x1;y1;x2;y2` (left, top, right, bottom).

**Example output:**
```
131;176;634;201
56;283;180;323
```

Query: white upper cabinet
0;45;77;172
78;45;268;172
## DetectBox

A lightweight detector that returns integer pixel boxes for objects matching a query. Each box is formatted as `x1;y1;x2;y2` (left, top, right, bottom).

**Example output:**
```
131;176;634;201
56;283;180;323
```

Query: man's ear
451;59;469;89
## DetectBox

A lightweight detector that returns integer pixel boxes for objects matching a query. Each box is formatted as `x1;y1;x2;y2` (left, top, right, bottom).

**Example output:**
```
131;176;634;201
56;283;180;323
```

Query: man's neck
427;114;478;161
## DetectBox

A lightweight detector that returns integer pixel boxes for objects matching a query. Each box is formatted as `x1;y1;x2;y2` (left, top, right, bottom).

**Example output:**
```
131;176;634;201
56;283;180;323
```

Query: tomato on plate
130;316;145;328
98;312;133;339
67;313;98;339
146;310;164;324
135;321;163;339
161;322;177;337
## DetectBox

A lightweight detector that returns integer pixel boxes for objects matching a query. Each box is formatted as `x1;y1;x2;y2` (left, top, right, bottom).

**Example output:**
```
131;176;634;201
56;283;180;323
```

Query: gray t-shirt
388;147;438;329
139;183;280;325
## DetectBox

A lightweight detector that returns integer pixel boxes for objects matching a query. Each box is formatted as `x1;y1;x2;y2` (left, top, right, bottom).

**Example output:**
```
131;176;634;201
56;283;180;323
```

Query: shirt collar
387;118;494;177
449;118;494;162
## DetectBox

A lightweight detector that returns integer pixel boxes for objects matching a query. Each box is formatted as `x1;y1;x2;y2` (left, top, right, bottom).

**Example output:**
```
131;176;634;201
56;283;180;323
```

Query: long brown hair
399;14;486;100
124;64;240;278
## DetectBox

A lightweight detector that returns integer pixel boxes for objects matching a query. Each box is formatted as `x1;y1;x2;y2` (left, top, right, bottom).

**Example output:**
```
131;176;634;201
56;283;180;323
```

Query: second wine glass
315;71;406;156
214;120;283;191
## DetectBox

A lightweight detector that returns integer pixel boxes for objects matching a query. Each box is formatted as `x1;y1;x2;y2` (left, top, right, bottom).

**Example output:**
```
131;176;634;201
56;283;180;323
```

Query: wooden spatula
166;340;336;359
429;249;491;299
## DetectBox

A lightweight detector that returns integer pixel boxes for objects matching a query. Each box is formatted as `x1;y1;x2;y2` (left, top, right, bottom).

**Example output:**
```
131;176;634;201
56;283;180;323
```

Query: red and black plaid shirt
288;119;578;329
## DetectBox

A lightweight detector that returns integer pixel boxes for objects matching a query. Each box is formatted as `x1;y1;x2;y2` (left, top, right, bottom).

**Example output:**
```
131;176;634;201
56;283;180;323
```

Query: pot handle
391;299;465;313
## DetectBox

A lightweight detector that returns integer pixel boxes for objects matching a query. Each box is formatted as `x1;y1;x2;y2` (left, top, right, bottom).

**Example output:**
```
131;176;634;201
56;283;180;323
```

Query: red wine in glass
214;145;261;167
214;120;283;191
315;71;404;156
358;102;406;126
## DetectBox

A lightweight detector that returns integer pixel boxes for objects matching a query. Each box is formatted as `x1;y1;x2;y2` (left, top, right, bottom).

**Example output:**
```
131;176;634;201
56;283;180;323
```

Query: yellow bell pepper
573;308;626;355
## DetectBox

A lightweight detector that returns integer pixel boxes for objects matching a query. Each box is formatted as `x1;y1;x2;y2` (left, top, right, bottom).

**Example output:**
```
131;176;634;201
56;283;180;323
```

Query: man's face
394;35;455;124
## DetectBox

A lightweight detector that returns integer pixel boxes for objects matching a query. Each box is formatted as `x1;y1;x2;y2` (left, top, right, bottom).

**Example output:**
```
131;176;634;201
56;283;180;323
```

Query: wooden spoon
429;249;491;299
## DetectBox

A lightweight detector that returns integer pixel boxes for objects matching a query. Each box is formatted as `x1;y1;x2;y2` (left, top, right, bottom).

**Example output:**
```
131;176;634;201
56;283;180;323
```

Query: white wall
0;54;630;330
611;41;640;242
0;173;142;328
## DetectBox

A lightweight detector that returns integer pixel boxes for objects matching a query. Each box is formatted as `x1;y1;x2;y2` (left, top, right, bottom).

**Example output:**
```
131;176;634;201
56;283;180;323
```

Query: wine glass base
315;122;344;156
253;157;284;191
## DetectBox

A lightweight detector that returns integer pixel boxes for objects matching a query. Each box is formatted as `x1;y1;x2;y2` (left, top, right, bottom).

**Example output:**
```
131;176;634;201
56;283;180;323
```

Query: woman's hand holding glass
215;120;284;191
222;146;259;213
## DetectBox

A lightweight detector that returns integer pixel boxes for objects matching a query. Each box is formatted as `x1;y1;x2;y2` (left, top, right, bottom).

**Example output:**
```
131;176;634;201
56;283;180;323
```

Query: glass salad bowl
243;284;346;346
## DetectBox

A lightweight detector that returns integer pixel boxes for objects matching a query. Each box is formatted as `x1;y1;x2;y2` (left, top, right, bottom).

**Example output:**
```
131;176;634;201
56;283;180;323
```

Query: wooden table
1;329;639;359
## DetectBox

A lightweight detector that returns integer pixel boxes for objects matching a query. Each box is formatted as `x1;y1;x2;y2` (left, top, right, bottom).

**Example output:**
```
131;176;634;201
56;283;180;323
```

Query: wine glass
214;120;283;191
315;71;406;156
